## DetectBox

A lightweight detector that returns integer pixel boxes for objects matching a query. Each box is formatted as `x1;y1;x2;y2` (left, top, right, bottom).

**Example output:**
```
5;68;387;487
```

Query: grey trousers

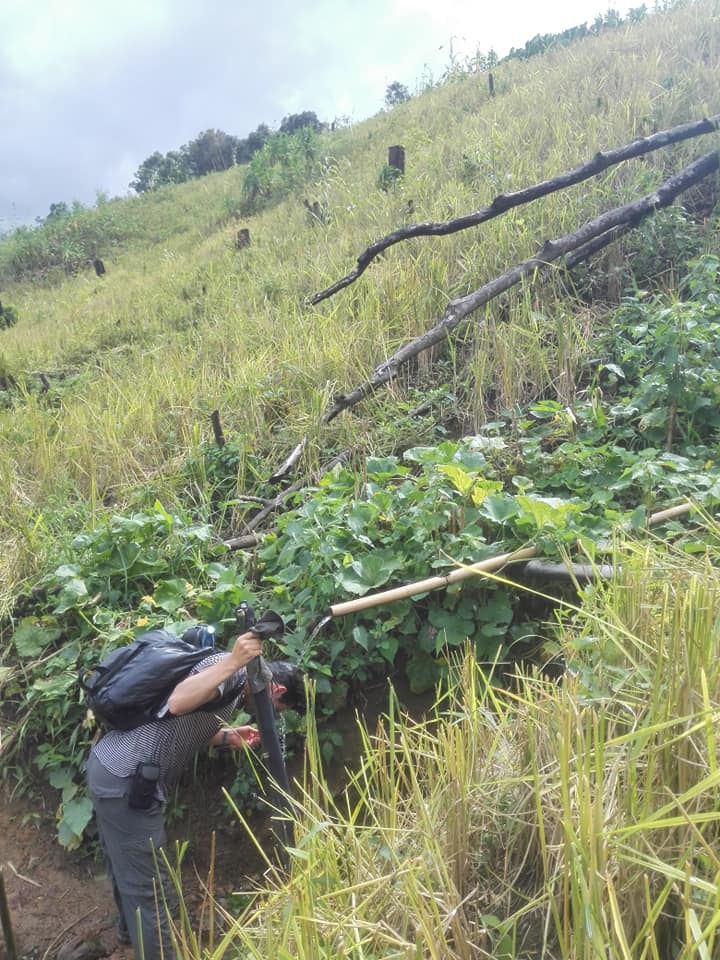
87;753;174;960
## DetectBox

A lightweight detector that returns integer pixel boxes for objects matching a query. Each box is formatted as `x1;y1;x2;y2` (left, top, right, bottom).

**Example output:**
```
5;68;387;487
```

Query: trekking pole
0;869;18;960
236;604;294;850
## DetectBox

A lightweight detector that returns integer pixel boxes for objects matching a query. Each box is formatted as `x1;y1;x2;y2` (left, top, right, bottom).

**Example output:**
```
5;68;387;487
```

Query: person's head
266;661;306;713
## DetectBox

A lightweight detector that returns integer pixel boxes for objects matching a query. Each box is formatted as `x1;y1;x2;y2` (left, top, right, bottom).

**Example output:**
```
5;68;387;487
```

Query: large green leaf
406;651;440;694
336;550;405;596
53;578;89;614
58;796;94;849
154;578;189;613
480;496;519;523
13;618;62;657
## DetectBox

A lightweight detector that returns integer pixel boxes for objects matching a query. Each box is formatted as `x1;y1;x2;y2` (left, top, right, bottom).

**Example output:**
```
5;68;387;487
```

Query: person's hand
224;725;261;750
230;631;262;668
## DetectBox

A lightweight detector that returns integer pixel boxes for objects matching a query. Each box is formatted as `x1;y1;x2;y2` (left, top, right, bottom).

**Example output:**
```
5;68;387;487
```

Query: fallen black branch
223;533;259;551
310;114;720;306
324;149;719;422
269;437;307;483
226;450;351;546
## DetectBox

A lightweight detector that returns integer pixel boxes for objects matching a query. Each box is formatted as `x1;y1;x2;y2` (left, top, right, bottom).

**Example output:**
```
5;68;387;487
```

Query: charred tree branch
223;533;260;551
237;450;351;536
324;150;719;422
269;437;307;483
310;114;720;306
210;410;226;448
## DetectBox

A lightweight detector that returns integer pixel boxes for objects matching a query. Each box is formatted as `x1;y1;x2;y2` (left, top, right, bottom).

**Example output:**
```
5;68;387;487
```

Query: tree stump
388;145;405;175
235;228;251;249
210;409;226;448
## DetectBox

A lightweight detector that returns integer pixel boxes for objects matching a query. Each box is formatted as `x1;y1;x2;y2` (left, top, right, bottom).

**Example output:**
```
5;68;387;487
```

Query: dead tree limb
233;495;276;506
324;149;719;422
234;449;351;538
223;533;259;550
310;114;720;306
269;437;307;483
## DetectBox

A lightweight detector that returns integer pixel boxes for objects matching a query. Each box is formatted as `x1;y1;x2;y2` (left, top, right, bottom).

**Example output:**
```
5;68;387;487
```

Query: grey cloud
1;0;409;226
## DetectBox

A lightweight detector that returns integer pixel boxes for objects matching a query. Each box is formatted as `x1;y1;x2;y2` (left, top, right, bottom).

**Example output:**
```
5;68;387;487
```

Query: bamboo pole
648;501;692;525
329;501;695;618
330;547;538;617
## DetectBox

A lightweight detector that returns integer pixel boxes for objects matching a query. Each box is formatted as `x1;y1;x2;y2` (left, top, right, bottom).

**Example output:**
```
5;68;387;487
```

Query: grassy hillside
0;2;717;606
3;2;720;954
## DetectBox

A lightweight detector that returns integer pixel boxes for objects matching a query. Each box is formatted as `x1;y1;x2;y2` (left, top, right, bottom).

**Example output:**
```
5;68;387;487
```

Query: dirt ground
0;771;274;960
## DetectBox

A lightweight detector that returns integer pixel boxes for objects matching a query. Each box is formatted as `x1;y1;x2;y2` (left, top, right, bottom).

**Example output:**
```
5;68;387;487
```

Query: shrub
0;301;18;329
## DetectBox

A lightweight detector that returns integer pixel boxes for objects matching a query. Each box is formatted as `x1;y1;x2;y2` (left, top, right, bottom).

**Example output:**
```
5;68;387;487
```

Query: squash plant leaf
336;550;405;595
13;617;62;658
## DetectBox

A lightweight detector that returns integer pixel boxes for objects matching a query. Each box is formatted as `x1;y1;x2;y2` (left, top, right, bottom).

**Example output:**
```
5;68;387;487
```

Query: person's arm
167;632;261;716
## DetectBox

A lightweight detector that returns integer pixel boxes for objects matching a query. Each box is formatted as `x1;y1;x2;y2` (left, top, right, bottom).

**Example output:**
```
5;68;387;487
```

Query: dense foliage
505;5;647;61
129;115;324;194
0;1;717;879
4;259;720;848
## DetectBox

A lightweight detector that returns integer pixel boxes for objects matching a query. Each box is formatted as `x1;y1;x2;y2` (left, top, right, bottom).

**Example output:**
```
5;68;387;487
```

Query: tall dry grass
164;534;720;958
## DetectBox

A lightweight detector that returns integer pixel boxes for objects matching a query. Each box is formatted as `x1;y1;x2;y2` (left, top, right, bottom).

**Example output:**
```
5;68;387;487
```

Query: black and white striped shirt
91;652;246;797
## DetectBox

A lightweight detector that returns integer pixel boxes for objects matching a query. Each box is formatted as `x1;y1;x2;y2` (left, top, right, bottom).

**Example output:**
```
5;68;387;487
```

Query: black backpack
80;629;243;730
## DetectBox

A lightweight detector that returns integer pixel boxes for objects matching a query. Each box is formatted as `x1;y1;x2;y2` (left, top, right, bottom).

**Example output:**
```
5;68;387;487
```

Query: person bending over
86;628;303;959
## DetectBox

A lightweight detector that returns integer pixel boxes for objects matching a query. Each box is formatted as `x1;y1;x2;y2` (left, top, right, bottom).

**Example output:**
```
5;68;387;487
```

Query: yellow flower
185;581;194;594
141;595;156;606
137;616;149;627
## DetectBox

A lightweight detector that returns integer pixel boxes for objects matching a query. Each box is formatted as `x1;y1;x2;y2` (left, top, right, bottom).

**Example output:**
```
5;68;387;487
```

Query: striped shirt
91;652;246;798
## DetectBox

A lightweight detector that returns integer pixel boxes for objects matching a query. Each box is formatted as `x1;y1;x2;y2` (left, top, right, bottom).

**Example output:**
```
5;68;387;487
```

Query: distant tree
236;123;272;164
385;81;411;108
593;9;622;31
184;129;239;177
628;4;648;21
279;111;325;135
130;152;165;193
129;149;191;193
44;201;72;223
158;150;190;185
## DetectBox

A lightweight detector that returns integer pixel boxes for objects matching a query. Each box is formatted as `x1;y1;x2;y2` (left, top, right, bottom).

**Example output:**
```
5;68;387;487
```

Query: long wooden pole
330;547;538;617
329;501;694;618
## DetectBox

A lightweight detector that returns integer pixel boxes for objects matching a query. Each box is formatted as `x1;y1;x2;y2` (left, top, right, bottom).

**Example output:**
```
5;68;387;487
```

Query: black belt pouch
128;762;161;810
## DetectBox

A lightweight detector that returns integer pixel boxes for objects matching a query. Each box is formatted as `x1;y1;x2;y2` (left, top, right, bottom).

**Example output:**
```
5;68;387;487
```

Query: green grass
2;4;720;950
1;3;718;614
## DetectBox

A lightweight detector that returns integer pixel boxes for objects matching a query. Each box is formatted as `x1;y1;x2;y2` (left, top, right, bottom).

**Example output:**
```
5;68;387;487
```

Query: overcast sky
1;0;632;229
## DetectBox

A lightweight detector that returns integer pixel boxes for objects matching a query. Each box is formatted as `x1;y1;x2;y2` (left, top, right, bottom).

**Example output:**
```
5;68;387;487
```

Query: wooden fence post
488;72;495;96
235;228;251;249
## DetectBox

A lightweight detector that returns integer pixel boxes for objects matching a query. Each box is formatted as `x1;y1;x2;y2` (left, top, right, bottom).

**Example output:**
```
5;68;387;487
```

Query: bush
241;128;322;215
377;163;404;192
0;301;18;329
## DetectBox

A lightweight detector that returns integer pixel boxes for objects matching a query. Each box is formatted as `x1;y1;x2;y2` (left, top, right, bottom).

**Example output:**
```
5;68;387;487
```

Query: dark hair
267;661;306;713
